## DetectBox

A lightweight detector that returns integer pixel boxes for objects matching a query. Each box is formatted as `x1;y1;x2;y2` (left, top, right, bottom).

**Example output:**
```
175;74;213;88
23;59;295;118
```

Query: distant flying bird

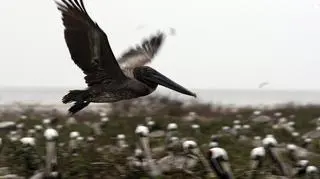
258;82;269;88
135;24;146;30
55;0;196;115
169;27;176;36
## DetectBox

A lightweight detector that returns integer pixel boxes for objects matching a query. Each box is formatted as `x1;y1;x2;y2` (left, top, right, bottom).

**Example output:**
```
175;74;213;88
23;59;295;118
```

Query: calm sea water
1;87;320;107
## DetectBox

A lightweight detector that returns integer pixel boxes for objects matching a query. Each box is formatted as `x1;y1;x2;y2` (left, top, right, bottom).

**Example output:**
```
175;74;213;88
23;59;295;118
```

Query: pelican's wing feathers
118;32;165;69
55;0;127;86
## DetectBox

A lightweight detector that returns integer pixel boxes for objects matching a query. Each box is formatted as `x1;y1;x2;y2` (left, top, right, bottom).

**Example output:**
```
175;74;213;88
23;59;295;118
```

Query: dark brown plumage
55;0;196;115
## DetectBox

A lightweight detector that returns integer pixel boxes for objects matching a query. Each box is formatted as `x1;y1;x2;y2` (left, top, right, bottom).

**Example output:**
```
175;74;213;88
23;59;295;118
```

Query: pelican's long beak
144;68;197;97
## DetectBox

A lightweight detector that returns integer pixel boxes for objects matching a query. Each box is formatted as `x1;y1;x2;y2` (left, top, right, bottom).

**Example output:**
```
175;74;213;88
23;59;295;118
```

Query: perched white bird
20;115;27;120
135;125;149;137
249;147;265;178
185;111;197;121
34;125;43;131
222;126;230;131
242;124;250;129
87;136;95;142
287;121;295;126
169;136;179;142
209;147;229;160
209;147;233;178
76;136;84;141
304;138;312;143
253;110;261;116
44;128;59;176
10;131;17;136
262;135;277;147
42;118;51;125
233;120;241;125
101;117;109;123
182;140;197;150
134;148;143;157
16;123;24;129
297;160;309;167
117;134;126;140
278;117;287;124
266;134;274;138
99;112;107;117
306;165;319;174
27;129;36;136
69;131;80;139
250;147;266;159
147;120;155;127
44;128;59;141
292;132;300;137
233;124;242;130
274;112;282;117
167;123;178;130
191;124;200;129
20;137;36;146
286;144;297;151
135;124;160;176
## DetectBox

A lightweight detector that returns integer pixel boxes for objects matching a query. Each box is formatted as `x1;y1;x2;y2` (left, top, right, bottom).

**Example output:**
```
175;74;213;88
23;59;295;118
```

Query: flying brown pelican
55;0;196;114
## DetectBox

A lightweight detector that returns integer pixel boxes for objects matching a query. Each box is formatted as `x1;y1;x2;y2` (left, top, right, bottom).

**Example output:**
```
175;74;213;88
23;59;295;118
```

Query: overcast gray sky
1;0;320;90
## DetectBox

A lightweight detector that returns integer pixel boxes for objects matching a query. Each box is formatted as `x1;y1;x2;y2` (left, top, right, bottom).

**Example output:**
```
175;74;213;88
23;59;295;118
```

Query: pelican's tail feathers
62;90;89;104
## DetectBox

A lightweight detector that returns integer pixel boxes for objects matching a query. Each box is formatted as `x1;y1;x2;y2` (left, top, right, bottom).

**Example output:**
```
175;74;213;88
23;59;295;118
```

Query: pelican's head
167;123;178;131
250;147;266;160
286;144;297;151
133;66;197;97
20;137;36;146
135;125;149;137
44;128;59;141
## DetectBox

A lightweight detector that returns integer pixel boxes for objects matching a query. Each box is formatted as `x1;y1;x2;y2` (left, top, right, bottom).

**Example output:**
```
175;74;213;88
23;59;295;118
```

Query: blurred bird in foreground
54;0;196;115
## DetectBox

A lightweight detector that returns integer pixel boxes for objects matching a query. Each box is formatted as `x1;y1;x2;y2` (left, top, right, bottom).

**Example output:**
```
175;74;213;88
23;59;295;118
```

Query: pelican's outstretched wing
55;0;127;86
117;32;165;69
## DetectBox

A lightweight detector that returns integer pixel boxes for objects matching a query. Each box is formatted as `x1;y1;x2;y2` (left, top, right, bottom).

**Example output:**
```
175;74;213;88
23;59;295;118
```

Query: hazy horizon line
1;85;320;92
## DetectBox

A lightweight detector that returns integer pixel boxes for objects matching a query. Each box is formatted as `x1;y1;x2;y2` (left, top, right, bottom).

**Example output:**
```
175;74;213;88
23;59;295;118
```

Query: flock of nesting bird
0;101;320;179
54;0;196;115
1;0;320;178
